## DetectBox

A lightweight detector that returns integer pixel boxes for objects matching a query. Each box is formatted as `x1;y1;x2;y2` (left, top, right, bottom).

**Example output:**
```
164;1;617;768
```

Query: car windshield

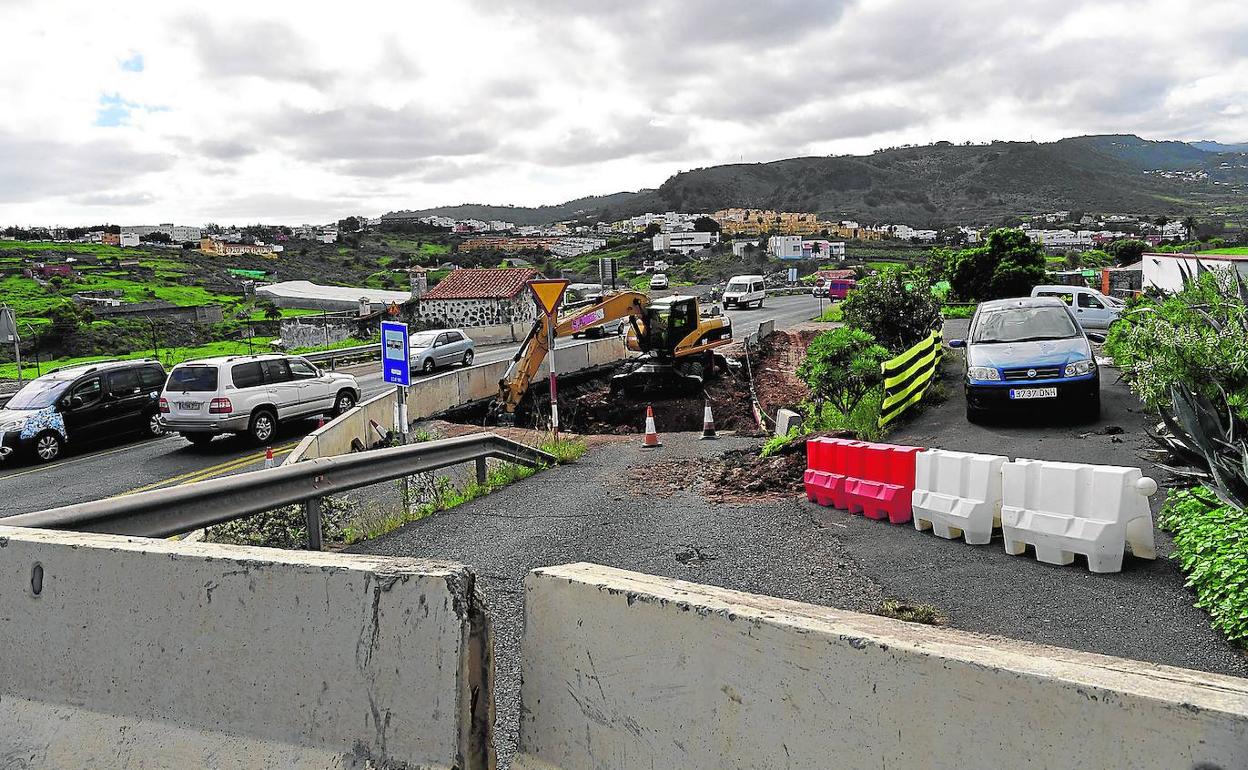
726;281;749;292
972;306;1079;344
410;333;439;347
167;366;219;392
6;377;69;409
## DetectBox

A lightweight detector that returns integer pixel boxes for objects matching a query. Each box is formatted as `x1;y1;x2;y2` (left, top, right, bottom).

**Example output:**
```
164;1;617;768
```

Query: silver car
409;329;475;375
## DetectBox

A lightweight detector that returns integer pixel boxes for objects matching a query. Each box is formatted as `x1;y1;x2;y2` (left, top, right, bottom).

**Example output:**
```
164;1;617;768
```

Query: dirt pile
628;439;812;504
460;330;816;436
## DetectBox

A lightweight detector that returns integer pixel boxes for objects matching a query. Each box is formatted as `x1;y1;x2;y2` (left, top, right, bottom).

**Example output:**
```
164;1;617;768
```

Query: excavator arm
496;291;650;416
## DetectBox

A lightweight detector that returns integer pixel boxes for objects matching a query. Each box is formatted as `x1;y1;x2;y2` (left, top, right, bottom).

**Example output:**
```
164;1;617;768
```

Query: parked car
1030;285;1123;330
649;274;670;291
160;354;360;446
949;297;1104;423
722;274;766;308
0;359;167;463
408;329;475;375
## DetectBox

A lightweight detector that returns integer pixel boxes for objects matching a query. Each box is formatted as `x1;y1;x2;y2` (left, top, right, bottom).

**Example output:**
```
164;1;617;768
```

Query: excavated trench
443;331;816;437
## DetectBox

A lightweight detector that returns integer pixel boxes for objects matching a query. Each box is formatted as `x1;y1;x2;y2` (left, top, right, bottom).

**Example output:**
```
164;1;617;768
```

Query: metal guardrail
301;343;380;370
0;433;555;549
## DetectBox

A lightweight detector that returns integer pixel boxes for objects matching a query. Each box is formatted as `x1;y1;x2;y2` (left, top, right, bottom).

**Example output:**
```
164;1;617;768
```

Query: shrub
797;327;889;418
949;228;1046;301
1160;488;1248;647
840;268;942;352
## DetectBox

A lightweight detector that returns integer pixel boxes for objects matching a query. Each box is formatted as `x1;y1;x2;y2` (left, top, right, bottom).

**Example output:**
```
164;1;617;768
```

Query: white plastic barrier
912;448;1007;545
1001;459;1158;573
0;526;492;769
515;563;1248;770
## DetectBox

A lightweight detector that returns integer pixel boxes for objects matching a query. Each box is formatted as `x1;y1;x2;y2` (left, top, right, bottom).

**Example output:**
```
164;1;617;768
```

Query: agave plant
1136;258;1248;509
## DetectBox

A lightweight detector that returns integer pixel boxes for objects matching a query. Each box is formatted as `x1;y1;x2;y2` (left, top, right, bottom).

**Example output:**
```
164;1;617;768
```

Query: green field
1204;246;1248;255
0;273;240;319
0;240;149;257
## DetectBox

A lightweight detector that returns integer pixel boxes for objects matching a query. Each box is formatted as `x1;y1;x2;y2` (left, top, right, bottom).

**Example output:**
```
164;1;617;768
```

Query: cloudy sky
2;0;1246;225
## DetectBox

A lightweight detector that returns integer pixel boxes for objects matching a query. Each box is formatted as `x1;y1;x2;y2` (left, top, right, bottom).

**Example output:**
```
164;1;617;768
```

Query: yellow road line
118;441;297;496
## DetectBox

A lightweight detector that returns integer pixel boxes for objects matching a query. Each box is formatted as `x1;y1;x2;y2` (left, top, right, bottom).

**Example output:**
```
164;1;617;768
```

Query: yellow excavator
495;291;732;421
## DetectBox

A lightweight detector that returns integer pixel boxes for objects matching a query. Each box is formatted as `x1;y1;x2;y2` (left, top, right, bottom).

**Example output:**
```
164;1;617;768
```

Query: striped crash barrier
878;330;943;429
805;440;1159;574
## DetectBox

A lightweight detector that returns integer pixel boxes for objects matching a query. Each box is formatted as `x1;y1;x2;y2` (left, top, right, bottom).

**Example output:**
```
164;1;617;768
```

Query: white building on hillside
767;236;846;260
652;231;716;255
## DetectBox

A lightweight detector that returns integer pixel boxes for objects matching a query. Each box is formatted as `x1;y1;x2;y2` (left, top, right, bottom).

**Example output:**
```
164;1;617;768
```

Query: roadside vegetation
1106;263;1248;646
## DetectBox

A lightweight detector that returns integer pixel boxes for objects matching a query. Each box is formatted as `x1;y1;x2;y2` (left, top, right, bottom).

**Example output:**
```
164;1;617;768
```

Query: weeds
1159;487;1248;647
875;598;948;626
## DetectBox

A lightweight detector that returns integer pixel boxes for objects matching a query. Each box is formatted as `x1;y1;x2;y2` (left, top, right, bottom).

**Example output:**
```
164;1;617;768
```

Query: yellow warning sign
528;279;569;316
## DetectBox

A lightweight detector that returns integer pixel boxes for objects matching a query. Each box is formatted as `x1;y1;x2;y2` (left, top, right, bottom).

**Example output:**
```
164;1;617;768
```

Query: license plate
1009;388;1057;400
177;401;202;410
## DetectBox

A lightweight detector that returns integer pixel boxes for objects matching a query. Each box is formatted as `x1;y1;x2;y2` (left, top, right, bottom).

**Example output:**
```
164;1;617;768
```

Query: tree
259;302;282;321
1108;238;1148;266
841;267;943;352
797;327;890;418
642;223;662;238
692;216;720;234
949;228;1046;301
1182;215;1199;241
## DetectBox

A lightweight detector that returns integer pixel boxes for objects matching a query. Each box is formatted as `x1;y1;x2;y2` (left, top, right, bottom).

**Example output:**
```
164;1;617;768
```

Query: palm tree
1182;215;1199;242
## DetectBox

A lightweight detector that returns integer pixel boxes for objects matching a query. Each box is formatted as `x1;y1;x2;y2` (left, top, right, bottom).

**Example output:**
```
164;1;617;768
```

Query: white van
722;275;766;309
1030;285;1123;330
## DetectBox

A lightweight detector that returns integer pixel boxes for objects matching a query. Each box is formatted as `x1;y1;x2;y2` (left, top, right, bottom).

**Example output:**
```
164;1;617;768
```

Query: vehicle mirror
1085;332;1107;343
948;339;966;349
68;395;84;409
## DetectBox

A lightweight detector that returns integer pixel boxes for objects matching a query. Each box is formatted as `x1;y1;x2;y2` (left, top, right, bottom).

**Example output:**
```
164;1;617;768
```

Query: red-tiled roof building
416;267;541;328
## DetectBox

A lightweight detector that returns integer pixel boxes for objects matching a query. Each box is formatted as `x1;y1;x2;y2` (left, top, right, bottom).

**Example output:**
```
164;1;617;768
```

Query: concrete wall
0;526;492;769
514;563;1248;770
288;335;629;463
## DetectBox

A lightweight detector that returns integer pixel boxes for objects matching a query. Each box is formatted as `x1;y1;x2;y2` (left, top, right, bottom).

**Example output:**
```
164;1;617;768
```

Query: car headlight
967;367;1001;381
1064;359;1096;377
0;418;28;433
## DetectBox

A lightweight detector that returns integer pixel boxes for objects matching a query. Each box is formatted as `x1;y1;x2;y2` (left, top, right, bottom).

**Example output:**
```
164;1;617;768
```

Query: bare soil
446;330;816;437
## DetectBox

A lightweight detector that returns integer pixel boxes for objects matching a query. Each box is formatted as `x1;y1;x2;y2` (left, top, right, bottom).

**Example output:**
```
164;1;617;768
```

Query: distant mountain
1192;140;1248;153
390;134;1247;228
385;190;663;227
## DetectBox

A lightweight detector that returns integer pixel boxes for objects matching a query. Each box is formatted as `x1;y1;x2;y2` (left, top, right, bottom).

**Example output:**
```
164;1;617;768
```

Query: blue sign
381;320;410;387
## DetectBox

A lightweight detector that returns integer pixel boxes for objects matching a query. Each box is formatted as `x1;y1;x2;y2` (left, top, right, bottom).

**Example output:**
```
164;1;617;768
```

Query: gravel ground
350;432;884;766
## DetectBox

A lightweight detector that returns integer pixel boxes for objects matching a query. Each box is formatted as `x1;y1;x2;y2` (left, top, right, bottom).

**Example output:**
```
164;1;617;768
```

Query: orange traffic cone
317;416;326;430
641;405;662;448
264;446;274;469
700;401;717;440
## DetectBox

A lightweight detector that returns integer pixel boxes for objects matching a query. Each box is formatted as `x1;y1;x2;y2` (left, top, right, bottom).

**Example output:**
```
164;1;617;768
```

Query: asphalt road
0;293;821;517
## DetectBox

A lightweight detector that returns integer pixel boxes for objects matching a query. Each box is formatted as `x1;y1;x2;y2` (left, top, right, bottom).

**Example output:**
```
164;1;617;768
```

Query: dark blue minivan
949;297;1102;423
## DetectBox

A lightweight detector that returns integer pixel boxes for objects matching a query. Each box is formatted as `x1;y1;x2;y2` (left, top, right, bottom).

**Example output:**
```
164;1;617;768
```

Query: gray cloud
267;105;496;164
533;116;692;166
72;191;157;207
180;17;336;88
0;132;173;203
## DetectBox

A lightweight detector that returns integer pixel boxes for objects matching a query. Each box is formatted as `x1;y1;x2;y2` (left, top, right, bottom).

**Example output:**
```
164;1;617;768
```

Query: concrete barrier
287;336;630;463
0;526;492;769
515;562;1248;770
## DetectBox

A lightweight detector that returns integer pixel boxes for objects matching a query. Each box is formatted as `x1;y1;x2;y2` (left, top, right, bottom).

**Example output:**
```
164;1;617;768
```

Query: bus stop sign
381;320;410;387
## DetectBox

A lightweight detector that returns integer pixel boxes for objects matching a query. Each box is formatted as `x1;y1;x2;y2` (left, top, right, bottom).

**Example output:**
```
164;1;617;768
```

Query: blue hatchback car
949;297;1103;423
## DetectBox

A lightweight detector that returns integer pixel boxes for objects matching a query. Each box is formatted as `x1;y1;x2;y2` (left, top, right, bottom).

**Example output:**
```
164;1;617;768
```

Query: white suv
160;354;361;446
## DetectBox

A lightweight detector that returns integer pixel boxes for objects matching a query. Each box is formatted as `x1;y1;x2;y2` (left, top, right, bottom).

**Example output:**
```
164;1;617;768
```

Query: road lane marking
0;438;175;481
117;441;298;496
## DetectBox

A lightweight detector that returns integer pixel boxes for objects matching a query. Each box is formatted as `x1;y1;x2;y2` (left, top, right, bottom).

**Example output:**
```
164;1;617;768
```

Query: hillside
391;134;1248;227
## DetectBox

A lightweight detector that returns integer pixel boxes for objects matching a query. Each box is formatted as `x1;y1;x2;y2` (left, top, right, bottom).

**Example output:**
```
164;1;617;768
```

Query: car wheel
334;390;357;416
32;431;63;463
145;411;165;437
249;409;277;445
422;358;435;375
966;402;988;424
182;432;214;447
1081;393;1102;423
462;349;475;366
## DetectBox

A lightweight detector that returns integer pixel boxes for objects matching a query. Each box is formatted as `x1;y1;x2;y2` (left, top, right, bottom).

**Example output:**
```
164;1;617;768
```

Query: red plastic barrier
805;438;922;524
